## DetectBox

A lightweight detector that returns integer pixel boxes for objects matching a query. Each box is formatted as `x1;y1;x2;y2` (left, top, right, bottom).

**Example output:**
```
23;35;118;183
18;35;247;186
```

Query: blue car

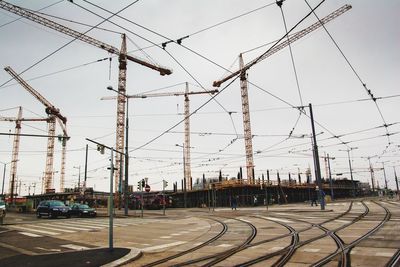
36;200;71;219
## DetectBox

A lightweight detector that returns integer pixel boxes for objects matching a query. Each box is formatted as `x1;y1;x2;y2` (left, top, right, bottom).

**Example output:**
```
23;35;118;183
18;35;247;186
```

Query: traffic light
141;179;145;187
97;144;105;154
163;180;168;189
137;180;143;191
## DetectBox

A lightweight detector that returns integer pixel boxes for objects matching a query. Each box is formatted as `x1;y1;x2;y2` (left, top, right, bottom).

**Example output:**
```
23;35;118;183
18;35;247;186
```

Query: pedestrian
253;195;257;206
311;191;318;206
231;196;237;210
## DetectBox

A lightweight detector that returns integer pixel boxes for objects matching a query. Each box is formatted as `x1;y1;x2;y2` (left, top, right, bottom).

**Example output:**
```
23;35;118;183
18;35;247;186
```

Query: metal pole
309;103;325;210
368;157;375;192
183;144;187;208
382;162;388;190
327;154;334;201
1;163;5;197
84;144;88;202
345;149;357;197
162;180;166;216
124;97;129;216
109;149;114;251
141;182;144;218
118;155;122;210
394;167;399;199
78;166;81;194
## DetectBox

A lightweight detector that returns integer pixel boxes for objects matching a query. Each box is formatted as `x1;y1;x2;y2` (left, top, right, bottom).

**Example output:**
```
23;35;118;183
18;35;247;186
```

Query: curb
101;247;142;267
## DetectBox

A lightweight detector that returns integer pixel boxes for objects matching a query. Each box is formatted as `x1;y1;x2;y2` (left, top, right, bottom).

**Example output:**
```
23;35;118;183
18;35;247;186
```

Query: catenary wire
0;0;140;89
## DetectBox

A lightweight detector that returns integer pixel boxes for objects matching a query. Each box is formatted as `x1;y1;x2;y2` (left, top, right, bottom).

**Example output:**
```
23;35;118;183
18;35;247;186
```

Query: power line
0;0;64;29
0;0;139;88
304;0;391;144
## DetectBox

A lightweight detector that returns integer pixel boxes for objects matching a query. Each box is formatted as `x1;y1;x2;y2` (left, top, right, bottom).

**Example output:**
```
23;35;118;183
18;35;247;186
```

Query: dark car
70;204;97;217
36;200;70;219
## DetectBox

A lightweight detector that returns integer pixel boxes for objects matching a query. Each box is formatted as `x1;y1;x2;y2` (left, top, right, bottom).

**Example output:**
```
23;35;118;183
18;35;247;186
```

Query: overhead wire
0;57;110;90
304;0;392;146
71;0;240;142
0;0;140;88
0;0;64;29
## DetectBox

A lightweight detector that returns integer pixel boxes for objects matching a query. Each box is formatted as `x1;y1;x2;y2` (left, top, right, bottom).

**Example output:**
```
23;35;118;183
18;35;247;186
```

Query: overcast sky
0;0;399;195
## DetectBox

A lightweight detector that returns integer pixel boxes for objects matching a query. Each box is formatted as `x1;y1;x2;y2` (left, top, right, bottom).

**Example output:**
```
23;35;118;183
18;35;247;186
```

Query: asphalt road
0;198;399;266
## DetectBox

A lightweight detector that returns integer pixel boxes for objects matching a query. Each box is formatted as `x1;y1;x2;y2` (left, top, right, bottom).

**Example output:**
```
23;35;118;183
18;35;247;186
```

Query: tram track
136;200;395;267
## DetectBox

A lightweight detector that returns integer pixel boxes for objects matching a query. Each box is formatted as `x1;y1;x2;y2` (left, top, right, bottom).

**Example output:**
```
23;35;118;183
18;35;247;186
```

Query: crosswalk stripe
26;224;76;233
75;220;128;227
61;244;91;250
9;225;59;235
49;221;104;229
18;232;42;237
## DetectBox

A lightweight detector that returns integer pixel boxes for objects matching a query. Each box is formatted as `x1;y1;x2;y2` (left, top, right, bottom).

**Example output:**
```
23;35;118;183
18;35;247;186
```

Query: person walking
311;190;318;206
231;196;237;210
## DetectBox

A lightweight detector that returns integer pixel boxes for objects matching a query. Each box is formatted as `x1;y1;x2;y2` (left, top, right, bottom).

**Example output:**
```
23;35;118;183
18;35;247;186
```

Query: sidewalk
0;247;141;267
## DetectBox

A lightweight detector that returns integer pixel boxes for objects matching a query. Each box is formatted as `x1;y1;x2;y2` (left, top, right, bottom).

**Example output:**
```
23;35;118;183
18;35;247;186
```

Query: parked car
70;203;97;217
36;200;70;219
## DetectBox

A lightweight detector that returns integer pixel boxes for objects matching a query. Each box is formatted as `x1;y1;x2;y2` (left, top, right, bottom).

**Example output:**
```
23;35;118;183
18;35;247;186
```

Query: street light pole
308;103;325;210
394;167;399;200
107;86;129;216
326;154;335;201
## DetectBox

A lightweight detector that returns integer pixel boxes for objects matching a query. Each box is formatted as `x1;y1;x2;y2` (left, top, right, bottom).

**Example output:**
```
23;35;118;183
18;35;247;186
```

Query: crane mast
9;107;22;201
239;55;255;184
211;4;351;184
102;84;218;190
0;0;172;195
184;82;191;190
4;66;68;193
1;107;50;199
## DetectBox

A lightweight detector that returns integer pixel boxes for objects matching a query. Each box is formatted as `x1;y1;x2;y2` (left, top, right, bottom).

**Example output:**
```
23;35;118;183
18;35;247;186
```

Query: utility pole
308;103;325;210
326;154;335;201
83;144;88;199
394;167;399;200
381;162;388;190
339;147;357;197
367;157;376;193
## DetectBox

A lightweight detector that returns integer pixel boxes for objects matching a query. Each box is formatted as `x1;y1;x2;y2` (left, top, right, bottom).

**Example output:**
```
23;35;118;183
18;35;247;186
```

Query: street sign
145;184;150;192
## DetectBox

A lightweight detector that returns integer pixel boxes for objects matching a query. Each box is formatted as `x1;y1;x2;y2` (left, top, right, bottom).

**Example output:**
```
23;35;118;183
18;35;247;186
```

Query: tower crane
0;0;172;193
102;82;218;190
212;5;351;184
4;66;68;193
0;106;51;200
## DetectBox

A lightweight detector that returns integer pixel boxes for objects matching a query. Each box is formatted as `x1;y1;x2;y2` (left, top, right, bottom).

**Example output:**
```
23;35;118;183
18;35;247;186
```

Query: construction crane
212;5;351;184
0;107;50;200
0;0;172;194
102;82;218;190
4;66;68;193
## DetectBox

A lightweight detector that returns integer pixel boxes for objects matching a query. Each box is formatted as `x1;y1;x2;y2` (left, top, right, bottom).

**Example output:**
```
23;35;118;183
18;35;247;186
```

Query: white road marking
9;225;58;235
376;252;394;257
60;244;91;250
142;241;187;252
40;223;101;231
217;244;233;248
260;216;293;223
35;247;61;252
54;221;104;229
26;224;76;233
18;232;42;237
302;248;320;253
160;236;172;239
171;233;181;236
334;220;351;224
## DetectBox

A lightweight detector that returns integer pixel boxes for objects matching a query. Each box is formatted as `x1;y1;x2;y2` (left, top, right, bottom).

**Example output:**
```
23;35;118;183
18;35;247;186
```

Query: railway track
133;199;398;267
